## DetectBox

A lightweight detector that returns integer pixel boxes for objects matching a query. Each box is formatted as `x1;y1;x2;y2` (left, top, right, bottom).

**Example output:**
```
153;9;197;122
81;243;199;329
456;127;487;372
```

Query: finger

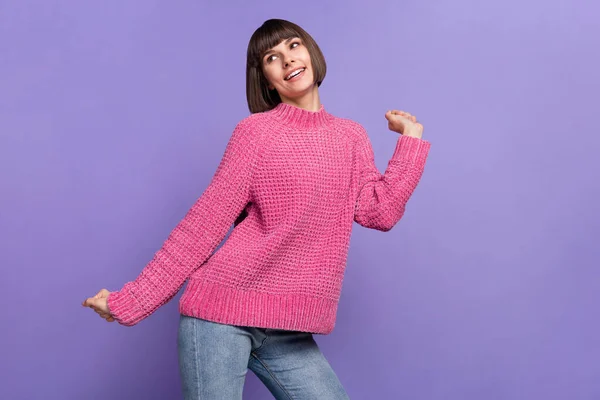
392;110;412;119
397;110;414;118
93;305;109;314
83;298;96;307
91;303;107;312
95;289;110;299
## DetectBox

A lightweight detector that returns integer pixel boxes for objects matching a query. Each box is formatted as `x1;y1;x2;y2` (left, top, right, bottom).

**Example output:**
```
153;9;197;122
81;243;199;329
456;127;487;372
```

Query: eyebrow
262;37;299;59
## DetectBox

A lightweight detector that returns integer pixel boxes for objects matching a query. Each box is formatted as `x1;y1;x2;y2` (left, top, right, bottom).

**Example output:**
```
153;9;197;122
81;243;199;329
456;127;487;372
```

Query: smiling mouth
284;67;306;81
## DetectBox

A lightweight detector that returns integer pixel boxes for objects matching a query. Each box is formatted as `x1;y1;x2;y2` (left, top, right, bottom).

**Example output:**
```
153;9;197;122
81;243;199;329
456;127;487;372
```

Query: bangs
247;22;302;67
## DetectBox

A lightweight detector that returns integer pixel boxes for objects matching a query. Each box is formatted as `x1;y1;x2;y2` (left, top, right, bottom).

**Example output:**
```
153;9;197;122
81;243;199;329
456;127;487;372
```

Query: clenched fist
385;109;424;139
82;288;115;323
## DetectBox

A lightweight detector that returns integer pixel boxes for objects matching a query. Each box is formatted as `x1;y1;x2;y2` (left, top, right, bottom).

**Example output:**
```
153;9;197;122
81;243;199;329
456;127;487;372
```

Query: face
261;37;315;102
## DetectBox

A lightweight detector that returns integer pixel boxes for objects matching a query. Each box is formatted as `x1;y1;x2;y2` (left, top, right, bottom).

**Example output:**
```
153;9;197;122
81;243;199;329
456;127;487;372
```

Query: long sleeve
353;126;431;231
107;119;262;326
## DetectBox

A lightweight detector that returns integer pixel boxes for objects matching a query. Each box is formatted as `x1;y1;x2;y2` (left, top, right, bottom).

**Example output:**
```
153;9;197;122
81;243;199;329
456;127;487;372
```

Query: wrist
402;132;422;140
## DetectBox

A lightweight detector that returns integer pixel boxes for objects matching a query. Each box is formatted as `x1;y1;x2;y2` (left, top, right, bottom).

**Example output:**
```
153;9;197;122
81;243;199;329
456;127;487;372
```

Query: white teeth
286;68;305;80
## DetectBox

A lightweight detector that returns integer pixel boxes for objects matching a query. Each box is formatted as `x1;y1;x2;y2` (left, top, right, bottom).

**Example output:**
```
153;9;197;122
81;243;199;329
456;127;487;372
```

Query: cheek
302;50;313;68
262;68;277;86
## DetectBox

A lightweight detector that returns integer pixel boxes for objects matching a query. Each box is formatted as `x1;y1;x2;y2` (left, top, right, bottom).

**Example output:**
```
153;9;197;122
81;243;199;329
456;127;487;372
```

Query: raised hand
385;109;424;139
82;288;115;323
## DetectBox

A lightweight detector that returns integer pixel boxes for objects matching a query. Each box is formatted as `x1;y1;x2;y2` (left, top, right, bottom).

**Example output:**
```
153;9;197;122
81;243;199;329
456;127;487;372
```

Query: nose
283;55;295;68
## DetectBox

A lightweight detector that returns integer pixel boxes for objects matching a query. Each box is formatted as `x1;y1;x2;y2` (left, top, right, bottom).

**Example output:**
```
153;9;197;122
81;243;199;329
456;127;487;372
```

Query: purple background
1;0;598;399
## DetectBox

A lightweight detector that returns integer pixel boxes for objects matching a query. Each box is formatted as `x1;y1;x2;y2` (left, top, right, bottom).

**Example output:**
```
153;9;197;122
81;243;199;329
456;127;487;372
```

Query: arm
107;119;261;326
353;126;431;231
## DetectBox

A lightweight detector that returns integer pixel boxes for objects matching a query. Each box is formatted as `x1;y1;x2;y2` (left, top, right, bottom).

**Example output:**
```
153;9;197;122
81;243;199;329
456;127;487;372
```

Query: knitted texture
107;102;431;334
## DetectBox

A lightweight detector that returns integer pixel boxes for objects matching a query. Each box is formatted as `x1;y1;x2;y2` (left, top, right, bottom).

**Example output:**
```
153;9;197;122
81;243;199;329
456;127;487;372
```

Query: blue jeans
177;314;350;399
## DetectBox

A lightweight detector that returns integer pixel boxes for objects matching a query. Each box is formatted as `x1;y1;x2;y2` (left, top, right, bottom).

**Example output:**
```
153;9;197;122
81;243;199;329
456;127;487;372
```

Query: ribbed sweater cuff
107;288;143;327
392;134;431;165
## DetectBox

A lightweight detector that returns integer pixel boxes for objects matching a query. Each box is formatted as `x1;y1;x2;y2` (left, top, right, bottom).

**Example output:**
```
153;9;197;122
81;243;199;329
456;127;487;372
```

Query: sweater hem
178;278;339;335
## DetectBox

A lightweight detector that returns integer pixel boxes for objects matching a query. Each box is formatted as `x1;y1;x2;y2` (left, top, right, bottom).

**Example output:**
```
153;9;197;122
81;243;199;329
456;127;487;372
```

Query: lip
284;67;306;81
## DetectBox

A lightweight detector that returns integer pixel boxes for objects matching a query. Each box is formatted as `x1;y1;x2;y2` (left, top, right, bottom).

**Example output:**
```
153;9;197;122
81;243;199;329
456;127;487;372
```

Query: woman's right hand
82;288;115;323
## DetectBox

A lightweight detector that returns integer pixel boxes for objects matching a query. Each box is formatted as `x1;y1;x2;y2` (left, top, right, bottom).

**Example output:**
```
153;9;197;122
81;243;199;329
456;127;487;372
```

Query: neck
269;96;334;130
279;84;321;112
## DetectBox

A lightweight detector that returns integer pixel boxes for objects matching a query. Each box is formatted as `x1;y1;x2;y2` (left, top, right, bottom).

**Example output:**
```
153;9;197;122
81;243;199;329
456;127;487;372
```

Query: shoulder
234;112;264;130
233;111;275;134
331;116;368;140
227;113;269;142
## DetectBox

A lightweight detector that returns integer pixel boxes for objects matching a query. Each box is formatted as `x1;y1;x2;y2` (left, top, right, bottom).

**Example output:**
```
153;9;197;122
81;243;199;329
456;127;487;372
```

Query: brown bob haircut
246;19;327;114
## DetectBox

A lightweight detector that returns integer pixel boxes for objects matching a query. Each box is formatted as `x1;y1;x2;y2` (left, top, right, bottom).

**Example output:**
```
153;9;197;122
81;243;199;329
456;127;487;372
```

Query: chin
282;82;316;99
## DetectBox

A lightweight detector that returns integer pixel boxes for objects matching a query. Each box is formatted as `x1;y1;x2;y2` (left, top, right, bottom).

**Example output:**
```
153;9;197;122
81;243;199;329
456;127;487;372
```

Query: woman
83;18;431;399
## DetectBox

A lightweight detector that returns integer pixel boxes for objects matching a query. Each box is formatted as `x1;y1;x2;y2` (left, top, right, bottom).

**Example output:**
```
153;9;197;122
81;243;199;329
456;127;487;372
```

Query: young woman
83;18;431;399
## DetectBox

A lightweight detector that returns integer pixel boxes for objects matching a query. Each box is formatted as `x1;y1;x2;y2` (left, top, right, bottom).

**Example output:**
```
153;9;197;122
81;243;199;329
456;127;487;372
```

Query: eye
264;41;300;64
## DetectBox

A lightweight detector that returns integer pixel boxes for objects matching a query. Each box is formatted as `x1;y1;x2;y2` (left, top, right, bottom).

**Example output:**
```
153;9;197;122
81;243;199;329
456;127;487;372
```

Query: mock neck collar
268;102;335;130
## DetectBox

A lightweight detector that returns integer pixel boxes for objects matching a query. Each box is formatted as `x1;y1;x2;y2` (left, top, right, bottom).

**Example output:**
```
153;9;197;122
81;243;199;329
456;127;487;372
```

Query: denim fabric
178;314;350;399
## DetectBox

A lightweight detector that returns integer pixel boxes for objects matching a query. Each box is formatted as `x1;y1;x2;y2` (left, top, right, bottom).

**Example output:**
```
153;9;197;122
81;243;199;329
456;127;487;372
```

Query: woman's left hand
385;110;424;139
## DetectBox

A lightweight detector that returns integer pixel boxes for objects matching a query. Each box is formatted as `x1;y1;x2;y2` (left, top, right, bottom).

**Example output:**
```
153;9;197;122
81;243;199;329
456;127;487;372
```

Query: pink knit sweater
107;102;431;334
